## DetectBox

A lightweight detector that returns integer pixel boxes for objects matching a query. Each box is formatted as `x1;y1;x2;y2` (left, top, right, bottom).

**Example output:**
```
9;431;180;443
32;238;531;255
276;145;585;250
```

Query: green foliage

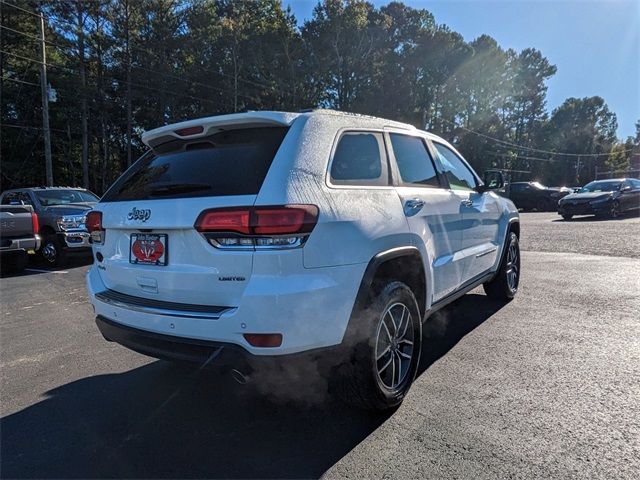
0;0;632;192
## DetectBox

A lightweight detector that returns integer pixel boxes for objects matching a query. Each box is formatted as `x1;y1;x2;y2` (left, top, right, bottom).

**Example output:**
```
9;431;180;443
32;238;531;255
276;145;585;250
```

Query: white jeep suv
86;110;520;410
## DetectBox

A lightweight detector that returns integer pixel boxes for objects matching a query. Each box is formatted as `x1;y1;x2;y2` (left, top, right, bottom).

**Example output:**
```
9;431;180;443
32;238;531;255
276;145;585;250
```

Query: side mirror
479;170;505;192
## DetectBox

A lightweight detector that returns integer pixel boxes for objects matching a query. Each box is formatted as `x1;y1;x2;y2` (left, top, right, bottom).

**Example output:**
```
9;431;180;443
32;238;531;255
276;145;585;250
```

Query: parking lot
1;212;639;479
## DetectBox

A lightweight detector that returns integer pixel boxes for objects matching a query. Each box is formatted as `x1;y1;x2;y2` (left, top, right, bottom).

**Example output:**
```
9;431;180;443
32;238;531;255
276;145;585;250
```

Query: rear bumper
86;260;364;356
0;235;40;254
95;315;341;370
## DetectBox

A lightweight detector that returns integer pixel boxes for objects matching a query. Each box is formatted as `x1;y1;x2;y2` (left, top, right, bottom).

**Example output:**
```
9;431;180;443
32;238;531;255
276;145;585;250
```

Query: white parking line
24;268;69;274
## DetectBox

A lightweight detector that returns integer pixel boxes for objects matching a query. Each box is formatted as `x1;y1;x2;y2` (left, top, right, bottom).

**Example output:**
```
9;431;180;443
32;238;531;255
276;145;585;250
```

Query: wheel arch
352;246;427;320
39;225;56;240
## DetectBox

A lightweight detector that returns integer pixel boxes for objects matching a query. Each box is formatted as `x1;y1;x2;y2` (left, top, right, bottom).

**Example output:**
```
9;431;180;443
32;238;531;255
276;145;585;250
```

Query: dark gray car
0;187;99;266
558;178;640;220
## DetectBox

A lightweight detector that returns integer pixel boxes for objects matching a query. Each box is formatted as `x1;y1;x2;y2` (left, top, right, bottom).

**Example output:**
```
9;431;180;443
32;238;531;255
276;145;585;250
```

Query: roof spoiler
141;111;299;149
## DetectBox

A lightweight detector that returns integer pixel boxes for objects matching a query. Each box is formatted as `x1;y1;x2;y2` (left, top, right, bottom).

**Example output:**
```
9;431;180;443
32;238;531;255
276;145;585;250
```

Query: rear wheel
562;214;573;221
483;231;520;301
333;281;422;411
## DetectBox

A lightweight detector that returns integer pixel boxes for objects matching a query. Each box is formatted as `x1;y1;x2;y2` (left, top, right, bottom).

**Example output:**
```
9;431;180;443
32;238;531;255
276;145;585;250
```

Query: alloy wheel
611;201;620;218
506;239;519;291
375;302;414;390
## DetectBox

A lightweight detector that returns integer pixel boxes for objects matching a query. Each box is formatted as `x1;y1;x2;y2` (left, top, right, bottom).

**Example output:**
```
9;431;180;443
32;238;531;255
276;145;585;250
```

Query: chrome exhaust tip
230;368;249;385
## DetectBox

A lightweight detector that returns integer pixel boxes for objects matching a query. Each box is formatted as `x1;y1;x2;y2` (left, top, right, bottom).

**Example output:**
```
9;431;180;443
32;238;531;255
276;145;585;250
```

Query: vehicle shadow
0;294;505;479
0;255;93;277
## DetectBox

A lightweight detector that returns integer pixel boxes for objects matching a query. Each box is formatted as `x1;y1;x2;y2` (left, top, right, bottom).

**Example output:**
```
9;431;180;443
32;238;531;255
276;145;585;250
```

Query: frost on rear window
102;127;289;201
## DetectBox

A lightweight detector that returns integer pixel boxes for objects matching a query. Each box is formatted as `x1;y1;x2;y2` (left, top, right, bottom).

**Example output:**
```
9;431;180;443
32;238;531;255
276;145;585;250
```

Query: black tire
333;281;422;411
562;214;573;221
40;234;67;267
483;231;520;301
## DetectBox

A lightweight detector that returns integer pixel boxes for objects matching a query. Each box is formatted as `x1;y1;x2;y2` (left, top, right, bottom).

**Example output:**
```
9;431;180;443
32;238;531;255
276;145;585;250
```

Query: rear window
102;127;288;201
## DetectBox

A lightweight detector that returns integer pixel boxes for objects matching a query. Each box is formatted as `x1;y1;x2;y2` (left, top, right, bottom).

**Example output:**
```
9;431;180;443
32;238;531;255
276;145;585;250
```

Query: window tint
390;134;440;187
330;132;387;185
433;143;477;191
1;192;32;206
34;190;98;206
102;127;288;201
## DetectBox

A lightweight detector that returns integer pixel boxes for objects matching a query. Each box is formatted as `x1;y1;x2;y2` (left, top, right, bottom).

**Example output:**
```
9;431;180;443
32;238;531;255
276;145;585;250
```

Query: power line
0;49;255;106
1;76;39;87
489;152;556;163
128;43;286;95
0;24;75;52
0;123;74;134
441;118;632;158
0;1;42;18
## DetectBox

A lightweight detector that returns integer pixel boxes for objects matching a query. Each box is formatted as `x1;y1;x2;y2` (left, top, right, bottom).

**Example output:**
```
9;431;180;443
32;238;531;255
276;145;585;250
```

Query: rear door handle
404;198;425;216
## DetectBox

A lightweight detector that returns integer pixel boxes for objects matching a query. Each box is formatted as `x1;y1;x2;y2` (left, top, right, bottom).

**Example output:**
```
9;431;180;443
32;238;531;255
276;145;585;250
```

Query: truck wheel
40;235;67;267
483;231;520;301
333;281;422;411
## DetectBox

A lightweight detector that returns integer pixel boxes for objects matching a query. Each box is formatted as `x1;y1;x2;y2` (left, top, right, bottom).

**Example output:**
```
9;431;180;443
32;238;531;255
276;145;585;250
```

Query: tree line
1;0;638;193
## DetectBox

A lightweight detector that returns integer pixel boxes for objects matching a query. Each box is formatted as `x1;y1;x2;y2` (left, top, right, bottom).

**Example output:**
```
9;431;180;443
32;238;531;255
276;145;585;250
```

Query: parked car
507;181;572;211
0;204;40;274
0;187;99;266
558;178;640;220
86;110;520;411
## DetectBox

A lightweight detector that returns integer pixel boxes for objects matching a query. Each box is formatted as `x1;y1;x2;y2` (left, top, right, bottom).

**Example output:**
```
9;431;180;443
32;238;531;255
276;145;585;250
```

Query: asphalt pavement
1;212;639;479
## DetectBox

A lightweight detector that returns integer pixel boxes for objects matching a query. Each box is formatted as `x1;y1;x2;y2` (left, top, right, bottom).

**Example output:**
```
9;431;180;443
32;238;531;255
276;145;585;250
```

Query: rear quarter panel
256;114;413;269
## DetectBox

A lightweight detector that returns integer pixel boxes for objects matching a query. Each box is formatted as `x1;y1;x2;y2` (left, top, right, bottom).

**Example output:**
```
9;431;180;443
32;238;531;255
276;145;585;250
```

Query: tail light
31;212;39;234
86;211;104;244
195;205;318;250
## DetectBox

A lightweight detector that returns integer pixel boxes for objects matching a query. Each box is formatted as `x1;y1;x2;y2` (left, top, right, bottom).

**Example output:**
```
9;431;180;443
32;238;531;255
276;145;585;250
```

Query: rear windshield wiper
147;183;212;197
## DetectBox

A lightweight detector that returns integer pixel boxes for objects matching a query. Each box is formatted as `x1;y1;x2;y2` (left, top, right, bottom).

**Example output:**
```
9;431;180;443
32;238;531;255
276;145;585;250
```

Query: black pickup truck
1;187;98;266
0;204;40;273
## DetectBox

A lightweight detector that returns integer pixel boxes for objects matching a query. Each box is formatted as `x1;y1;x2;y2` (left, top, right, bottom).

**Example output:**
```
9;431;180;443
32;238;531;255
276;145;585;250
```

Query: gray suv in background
0;187;99;266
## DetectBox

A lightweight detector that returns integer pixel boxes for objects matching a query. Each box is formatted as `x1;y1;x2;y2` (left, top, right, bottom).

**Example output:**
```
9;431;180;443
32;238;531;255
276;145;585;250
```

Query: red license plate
129;233;168;265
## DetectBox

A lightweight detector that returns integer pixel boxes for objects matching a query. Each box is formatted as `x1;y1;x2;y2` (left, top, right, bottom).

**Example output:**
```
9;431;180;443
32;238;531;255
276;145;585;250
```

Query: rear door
95;126;288;307
388;132;466;302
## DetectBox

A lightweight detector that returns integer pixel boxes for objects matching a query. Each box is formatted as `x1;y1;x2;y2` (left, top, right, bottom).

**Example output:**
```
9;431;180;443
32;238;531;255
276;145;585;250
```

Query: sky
284;0;640;139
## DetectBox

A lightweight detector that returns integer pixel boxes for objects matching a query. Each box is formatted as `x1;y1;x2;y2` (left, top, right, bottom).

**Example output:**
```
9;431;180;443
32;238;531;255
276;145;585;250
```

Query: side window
19;192;34;206
433;143;478;191
390;133;440;187
1;192;30;205
330;132;388;186
631;179;640;189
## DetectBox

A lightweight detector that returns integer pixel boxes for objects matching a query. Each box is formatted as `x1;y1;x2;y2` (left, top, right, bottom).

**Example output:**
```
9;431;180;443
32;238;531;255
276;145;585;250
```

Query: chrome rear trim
95;289;234;320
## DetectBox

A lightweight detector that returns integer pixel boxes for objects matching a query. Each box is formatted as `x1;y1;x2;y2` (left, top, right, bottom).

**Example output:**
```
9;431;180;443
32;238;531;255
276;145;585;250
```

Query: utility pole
39;12;53;186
